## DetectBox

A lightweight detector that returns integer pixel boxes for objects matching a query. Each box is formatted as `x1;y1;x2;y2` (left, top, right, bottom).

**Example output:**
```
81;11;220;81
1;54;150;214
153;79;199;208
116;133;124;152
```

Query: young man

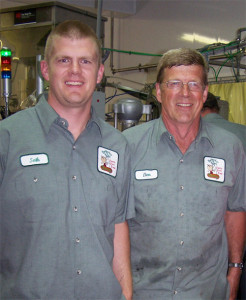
123;48;246;300
0;20;133;300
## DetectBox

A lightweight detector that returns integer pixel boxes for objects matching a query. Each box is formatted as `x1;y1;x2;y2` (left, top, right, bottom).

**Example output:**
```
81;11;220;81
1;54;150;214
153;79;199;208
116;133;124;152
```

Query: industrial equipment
113;98;152;131
1;47;12;117
0;1;106;118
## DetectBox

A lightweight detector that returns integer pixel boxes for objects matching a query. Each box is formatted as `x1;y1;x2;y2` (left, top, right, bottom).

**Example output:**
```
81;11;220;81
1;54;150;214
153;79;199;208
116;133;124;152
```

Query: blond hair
44;20;102;66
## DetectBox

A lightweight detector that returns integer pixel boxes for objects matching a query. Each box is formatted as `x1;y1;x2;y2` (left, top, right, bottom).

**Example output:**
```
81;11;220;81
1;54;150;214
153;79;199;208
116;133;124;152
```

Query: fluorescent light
181;33;229;45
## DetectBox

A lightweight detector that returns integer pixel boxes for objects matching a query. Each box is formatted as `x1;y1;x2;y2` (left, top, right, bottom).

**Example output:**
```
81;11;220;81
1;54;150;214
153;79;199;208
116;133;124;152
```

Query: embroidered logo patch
98;147;118;177
135;170;158;180
204;156;225;183
20;153;49;167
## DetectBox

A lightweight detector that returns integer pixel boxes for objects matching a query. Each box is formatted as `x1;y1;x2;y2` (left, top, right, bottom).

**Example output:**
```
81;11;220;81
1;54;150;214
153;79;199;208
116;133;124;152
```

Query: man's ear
96;64;104;84
202;85;209;104
40;60;49;81
155;82;162;104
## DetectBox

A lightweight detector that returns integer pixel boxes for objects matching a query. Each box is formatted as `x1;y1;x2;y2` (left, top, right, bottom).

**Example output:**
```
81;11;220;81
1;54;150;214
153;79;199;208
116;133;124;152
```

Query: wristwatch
228;262;244;270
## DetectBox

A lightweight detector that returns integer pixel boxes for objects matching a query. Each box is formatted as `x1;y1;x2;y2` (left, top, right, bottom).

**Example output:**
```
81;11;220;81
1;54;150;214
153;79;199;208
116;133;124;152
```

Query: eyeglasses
162;80;204;91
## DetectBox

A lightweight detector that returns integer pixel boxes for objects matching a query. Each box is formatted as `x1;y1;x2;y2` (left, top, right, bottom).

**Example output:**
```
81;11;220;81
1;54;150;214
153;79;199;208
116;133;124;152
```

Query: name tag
135;170;158;180
20;153;49;167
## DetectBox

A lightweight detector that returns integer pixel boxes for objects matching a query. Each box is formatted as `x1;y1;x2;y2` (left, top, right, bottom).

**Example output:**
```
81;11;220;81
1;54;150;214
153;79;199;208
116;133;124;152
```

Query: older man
123;48;246;300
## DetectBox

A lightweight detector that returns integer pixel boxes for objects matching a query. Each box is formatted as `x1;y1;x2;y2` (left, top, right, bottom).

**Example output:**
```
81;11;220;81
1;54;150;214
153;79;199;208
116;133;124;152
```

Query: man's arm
225;211;246;300
113;221;132;300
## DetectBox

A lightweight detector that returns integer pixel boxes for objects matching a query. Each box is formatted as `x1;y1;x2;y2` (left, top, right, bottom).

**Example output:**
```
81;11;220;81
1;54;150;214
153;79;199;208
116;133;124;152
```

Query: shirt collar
35;93;59;135
155;117;169;145
35;93;103;138
86;105;103;137
155;116;214;148
203;113;224;122
199;118;215;148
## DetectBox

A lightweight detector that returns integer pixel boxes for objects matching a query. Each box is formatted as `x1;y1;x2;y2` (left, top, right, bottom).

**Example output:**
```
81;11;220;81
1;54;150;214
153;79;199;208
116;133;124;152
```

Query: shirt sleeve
0;126;9;186
227;145;246;211
114;141;135;223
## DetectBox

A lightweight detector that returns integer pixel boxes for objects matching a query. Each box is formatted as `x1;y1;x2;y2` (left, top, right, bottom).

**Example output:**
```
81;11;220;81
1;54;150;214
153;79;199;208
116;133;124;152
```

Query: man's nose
70;61;81;73
181;83;190;96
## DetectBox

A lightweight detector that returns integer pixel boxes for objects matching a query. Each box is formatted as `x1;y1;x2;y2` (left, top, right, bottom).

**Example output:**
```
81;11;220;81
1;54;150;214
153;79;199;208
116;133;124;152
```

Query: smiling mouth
65;81;83;86
177;103;192;107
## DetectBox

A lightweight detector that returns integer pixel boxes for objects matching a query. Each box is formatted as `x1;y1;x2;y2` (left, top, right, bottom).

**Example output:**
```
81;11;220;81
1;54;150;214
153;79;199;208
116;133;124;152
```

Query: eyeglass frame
161;80;205;91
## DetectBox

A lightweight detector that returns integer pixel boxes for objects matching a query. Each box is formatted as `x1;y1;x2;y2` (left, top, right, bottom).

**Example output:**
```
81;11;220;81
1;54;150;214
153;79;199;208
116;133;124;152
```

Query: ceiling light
181;33;229;45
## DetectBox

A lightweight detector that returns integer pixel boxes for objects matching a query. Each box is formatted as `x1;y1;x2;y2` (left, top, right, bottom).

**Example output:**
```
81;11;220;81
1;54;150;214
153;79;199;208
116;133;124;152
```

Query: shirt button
180;159;184;163
74;206;78;212
180;240;184;245
77;269;82;275
72;145;76;150
33;177;38;183
180;212;184;217
72;175;77;180
180;185;184;190
174;290;178;295
61;120;66;126
75;237;80;243
177;267;182;271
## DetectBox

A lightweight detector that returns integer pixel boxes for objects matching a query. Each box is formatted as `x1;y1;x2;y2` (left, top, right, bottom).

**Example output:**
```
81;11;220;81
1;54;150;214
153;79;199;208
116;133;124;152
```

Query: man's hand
113;221;133;300
227;267;242;300
225;211;246;300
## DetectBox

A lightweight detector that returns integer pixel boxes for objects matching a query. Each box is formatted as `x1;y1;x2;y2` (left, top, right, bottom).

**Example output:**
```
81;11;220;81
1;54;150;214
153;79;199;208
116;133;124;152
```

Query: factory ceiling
0;0;138;16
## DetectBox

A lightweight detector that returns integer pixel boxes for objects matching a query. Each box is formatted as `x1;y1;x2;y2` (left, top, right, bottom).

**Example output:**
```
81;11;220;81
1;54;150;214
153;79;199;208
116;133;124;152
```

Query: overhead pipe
96;0;103;39
112;63;157;74
111;46;246;74
209;52;246;60
209;60;246;70
107;25;246;75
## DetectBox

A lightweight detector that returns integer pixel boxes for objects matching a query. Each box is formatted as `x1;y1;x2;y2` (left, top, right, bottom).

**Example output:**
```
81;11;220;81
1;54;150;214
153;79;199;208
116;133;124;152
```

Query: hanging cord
214;50;243;82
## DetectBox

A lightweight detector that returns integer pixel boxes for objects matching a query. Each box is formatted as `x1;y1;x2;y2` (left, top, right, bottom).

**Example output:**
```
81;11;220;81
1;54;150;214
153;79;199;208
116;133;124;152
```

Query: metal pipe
114;111;118;129
110;15;114;70
96;0;103;39
112;40;246;74
236;27;246;41
3;78;11;118
112;63;157;74
209;52;246;60
209;60;246;70
36;55;44;98
112;50;246;74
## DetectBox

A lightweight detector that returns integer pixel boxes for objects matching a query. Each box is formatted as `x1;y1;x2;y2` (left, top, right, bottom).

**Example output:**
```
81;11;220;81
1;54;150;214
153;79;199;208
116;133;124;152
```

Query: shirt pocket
15;165;58;223
132;180;169;223
85;179;118;226
189;184;227;226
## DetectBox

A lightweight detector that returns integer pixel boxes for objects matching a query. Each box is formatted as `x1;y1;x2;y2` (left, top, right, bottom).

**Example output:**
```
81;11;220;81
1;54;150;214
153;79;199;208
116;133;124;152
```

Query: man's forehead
164;65;204;76
52;37;98;55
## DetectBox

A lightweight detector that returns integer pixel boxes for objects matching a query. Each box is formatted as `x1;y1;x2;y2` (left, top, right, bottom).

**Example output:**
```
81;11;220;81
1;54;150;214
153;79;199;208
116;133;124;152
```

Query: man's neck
163;118;200;154
66;111;90;141
48;100;91;141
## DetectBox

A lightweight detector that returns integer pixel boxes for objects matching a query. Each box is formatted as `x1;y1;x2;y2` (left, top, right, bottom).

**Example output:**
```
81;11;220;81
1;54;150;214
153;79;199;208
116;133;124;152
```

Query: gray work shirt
203;113;246;152
123;117;246;300
0;95;134;300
